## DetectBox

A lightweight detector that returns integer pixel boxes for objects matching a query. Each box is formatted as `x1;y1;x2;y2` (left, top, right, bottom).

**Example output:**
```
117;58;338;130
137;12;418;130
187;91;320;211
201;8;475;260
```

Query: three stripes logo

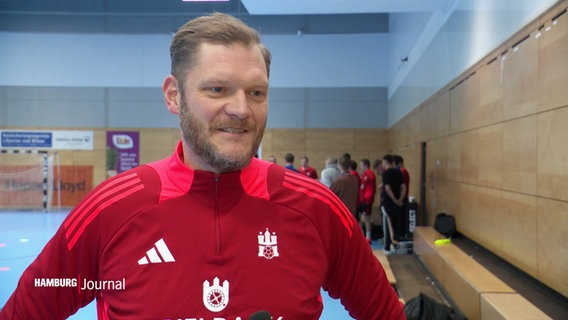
137;238;176;265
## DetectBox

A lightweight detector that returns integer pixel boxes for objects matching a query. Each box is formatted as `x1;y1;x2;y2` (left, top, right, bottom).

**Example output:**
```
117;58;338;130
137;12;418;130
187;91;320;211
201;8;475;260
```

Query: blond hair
170;13;271;84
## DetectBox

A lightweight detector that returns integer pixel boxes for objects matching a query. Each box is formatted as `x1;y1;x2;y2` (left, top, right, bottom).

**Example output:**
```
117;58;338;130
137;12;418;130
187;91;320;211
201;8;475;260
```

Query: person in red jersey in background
349;160;362;186
299;156;318;179
358;158;377;244
0;13;404;320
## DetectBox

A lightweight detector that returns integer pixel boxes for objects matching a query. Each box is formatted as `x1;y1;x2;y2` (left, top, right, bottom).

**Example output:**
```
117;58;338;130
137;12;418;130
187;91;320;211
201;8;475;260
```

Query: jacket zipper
214;175;221;255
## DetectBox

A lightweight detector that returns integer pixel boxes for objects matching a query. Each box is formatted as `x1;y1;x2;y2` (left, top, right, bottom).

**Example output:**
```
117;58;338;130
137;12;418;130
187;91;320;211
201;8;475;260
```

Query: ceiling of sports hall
0;0;448;35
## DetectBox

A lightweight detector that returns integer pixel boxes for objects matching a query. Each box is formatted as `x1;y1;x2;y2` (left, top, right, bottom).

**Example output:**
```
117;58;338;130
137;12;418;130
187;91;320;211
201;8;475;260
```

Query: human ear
163;75;181;115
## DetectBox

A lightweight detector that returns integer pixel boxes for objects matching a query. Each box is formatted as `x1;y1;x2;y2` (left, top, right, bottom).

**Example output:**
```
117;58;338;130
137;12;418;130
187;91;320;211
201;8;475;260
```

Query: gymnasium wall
0;87;387;129
0;127;388;191
388;2;568;298
0;85;387;186
387;0;561;127
0;32;389;88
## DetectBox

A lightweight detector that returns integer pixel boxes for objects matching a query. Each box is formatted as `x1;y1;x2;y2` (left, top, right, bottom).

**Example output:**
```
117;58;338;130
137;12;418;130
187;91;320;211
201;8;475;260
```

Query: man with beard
0;13;404;320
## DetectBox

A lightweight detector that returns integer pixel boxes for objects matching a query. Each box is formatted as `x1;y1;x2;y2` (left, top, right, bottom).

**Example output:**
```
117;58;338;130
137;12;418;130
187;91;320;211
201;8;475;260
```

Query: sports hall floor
0;210;369;319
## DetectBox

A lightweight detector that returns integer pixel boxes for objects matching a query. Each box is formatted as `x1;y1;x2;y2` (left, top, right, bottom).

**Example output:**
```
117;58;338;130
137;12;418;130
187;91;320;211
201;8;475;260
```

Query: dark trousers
381;204;402;250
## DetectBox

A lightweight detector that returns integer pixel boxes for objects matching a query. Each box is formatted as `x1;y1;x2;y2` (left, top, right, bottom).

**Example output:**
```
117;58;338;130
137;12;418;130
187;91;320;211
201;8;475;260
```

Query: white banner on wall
0;130;94;150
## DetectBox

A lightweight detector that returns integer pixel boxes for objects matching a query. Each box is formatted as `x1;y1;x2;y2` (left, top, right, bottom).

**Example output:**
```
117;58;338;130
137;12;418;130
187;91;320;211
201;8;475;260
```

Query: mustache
212;118;256;131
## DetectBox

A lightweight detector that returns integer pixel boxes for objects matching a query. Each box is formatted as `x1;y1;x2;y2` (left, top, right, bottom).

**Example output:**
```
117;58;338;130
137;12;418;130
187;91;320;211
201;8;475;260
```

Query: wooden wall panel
538;12;568;112
502;33;539;120
421;91;450;141
478;59;504;127
140;129;180;164
450;73;480;134
426;138;450;225
502;116;537;194
389;107;423;148
537;107;568;201
472;186;504;255
261;128;388;177
458;184;479;241
391;114;407;148
389;1;568;299
425;187;436;227
353;129;388;152
501;192;538;277
477;124;503;188
430;136;450;180
260;129;273;154
387;121;402;149
271;129;307;154
407;107;422;145
537;197;568;297
459;130;479;185
431;180;461;227
268;129;307;169
306;129;353;152
446;134;461;181
426;138;442;179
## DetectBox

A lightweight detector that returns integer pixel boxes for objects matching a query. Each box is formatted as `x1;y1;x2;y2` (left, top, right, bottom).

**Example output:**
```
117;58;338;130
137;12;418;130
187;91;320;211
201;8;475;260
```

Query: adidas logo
137;238;176;265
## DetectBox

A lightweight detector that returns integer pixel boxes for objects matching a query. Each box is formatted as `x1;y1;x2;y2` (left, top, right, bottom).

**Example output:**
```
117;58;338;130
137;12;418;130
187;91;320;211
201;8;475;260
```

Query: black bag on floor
433;213;456;238
404;293;466;320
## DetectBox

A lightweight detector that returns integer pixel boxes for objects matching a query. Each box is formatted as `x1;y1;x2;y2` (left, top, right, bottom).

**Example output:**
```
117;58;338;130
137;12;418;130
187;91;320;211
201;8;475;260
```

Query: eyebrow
198;78;268;88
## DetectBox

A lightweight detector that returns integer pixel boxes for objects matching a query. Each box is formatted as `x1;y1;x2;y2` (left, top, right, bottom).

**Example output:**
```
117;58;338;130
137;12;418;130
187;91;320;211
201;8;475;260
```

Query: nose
224;90;251;120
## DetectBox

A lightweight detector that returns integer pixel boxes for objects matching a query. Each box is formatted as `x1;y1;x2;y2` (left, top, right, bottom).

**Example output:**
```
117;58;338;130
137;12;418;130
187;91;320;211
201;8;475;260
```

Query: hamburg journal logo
203;277;230;312
258;228;279;260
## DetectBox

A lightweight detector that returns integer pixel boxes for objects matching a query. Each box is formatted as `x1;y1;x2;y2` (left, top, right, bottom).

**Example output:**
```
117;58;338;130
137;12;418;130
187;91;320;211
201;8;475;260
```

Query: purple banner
106;131;139;175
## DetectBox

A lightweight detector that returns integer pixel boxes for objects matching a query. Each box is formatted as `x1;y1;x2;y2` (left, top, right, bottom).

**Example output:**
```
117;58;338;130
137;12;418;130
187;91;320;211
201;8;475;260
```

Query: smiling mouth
219;128;248;134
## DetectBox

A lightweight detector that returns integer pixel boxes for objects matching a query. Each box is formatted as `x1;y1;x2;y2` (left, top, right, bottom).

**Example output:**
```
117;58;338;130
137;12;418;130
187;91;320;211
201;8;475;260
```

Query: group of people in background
270;152;410;254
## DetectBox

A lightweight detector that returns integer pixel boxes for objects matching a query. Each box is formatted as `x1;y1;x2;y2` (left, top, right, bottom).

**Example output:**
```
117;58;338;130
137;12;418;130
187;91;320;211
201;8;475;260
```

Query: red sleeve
270;167;404;319
322;193;405;319
0;211;100;319
0;169;154;320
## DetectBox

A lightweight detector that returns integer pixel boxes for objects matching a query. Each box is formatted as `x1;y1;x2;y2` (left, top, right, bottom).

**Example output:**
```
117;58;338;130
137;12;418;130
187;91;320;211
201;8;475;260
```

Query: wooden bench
373;249;406;304
481;293;552;320
414;227;549;320
373;249;397;286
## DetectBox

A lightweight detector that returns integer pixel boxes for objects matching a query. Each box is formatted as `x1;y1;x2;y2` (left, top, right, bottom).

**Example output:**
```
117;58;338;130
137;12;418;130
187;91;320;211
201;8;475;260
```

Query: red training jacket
359;169;377;206
298;166;318;180
1;141;404;320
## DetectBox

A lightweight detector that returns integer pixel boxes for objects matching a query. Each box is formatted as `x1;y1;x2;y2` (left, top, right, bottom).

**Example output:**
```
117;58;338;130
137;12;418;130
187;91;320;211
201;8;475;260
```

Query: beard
179;95;265;173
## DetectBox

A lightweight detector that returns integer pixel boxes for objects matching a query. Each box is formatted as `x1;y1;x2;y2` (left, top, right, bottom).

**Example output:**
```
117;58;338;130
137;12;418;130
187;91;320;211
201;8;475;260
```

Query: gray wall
0;86;387;129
